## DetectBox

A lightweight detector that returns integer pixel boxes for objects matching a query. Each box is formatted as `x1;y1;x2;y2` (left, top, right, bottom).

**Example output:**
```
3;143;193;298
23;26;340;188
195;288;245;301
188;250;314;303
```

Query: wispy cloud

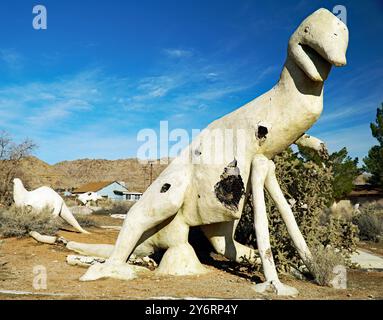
316;123;377;161
163;48;193;58
0;49;24;70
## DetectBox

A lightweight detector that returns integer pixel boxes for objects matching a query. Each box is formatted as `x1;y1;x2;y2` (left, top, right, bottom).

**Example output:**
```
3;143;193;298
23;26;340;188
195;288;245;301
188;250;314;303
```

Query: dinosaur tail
60;203;90;234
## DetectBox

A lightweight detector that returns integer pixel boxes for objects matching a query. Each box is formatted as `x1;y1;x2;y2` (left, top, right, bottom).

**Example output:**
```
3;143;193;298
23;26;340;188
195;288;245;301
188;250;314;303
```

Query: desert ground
0;215;382;300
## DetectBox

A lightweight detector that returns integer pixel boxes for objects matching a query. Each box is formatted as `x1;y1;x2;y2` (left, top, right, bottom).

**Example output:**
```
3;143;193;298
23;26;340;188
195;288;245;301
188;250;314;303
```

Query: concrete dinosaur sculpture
13;178;90;234
76;8;348;295
77;192;103;206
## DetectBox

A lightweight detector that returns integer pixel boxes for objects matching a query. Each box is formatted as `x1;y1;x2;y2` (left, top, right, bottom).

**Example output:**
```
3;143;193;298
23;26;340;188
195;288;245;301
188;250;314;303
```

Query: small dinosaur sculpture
13;178;90;234
77;192;103;206
76;8;348;295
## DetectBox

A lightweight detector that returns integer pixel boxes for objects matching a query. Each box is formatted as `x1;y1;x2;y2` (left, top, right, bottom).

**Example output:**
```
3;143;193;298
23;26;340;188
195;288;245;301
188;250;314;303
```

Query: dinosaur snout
323;45;347;67
332;56;347;67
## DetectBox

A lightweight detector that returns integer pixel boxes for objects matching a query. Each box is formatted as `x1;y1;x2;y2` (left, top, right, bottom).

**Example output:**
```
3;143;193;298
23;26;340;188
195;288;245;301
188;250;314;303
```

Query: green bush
235;149;358;273
352;204;383;242
0;206;61;238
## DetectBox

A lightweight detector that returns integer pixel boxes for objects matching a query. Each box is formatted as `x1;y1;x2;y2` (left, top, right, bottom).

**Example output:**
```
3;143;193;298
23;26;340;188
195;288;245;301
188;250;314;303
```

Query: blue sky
0;0;382;164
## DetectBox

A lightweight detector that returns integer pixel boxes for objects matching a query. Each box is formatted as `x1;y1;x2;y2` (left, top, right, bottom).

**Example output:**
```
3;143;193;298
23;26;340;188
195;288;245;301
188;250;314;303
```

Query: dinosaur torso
175;62;324;226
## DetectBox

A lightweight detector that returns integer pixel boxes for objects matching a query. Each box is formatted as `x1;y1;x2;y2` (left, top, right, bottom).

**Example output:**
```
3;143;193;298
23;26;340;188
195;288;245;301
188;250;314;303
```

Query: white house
72;181;143;201
122;191;143;202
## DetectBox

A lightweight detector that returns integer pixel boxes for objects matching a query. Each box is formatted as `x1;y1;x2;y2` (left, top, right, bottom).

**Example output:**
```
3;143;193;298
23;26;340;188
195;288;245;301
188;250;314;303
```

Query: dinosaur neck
278;56;326;97
13;181;27;204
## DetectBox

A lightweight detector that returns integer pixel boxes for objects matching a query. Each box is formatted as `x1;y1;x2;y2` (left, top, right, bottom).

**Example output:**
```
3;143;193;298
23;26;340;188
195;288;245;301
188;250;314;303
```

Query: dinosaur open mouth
299;43;332;70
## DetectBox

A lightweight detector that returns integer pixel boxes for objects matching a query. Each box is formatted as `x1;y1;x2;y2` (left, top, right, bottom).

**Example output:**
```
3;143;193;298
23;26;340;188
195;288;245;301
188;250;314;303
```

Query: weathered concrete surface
351;250;383;269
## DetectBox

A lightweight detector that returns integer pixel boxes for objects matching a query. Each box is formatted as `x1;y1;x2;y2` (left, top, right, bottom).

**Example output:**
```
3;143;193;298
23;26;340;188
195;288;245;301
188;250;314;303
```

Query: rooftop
72;181;126;193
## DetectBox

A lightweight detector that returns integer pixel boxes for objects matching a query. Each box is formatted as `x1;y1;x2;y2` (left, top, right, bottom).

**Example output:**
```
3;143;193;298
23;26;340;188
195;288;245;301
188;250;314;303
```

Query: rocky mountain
19;156;168;193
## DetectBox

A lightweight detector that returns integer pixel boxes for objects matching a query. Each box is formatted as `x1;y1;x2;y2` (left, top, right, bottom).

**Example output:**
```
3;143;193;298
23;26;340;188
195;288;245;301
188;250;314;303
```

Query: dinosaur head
288;8;349;82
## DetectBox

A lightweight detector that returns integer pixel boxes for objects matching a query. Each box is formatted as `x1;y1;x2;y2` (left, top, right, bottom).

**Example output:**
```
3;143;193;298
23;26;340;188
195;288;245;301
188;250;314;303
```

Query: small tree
299;146;359;201
363;103;383;188
0;131;37;206
329;148;360;200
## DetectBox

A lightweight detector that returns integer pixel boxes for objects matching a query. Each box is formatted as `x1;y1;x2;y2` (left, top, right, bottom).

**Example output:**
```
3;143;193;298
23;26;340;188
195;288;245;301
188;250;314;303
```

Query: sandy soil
0;216;382;300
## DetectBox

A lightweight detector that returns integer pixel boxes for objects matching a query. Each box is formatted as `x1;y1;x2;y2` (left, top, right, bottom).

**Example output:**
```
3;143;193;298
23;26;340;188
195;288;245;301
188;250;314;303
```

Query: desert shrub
95;198;114;209
326;200;357;222
0;131;37;207
236;149;358;273
0;206;61;238
92;201;134;216
0;240;7;280
352;204;383;242
307;245;345;286
63;197;79;207
72;215;99;228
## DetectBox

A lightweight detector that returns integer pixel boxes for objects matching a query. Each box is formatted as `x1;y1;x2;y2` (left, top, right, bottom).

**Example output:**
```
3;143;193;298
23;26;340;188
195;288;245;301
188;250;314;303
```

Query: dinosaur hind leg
251;155;298;296
201;221;261;264
264;160;312;267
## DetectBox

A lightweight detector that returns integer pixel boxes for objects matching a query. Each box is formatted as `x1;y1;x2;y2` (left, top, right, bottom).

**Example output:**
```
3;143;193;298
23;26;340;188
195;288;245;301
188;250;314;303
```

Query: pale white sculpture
75;8;348;296
78;192;103;206
13;178;90;234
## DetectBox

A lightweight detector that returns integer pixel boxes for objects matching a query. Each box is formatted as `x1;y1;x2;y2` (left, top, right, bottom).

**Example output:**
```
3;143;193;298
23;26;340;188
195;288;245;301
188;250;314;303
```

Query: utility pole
150;162;153;185
144;160;155;189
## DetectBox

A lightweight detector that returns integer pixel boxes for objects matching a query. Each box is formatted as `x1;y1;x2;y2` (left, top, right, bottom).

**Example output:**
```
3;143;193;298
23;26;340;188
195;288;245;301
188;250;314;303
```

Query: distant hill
19;156;168;193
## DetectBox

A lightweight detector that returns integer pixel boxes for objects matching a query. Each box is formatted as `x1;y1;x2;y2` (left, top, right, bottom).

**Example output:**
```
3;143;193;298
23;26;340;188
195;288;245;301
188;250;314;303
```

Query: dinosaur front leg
264;160;313;267
295;134;328;159
80;165;191;281
251;155;298;296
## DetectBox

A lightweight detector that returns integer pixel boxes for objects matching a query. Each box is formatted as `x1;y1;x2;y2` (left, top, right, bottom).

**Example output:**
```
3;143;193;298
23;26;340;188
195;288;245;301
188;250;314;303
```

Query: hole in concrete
160;183;171;193
257;126;268;139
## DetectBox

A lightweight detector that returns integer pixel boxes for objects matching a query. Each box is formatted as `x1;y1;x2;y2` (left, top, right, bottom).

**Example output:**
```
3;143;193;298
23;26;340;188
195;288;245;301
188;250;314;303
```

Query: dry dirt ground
0;215;382;300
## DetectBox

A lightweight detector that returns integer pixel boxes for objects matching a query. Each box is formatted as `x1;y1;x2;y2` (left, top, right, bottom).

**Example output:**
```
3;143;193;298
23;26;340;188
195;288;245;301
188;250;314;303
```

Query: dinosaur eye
304;27;309;33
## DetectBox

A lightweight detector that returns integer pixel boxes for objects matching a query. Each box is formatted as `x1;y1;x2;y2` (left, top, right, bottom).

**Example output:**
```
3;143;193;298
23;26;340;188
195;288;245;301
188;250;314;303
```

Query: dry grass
0;240;8;280
308;245;345;287
0;206;61;238
72;214;99;228
92;201;134;216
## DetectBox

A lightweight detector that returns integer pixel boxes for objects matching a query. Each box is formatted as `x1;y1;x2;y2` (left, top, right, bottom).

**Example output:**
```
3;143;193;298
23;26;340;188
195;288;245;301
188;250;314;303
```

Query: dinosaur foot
252;280;299;296
156;243;209;276
80;260;150;281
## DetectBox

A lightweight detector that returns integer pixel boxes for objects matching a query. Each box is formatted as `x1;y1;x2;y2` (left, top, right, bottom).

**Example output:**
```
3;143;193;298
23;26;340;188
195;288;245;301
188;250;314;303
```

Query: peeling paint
214;160;245;210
